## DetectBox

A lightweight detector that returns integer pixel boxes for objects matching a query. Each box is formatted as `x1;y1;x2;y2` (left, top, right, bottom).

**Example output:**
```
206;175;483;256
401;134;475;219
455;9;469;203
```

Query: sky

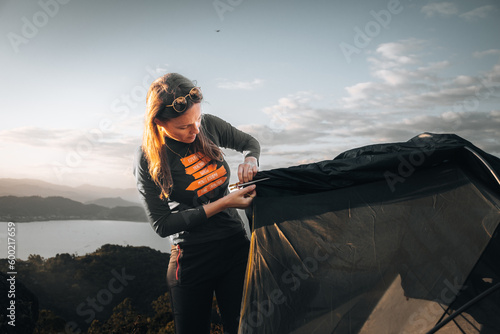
1;0;499;189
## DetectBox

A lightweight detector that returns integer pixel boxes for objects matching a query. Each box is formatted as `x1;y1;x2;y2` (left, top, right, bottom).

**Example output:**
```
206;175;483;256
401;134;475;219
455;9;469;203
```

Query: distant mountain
0;178;141;204
85;197;141;208
0;195;148;222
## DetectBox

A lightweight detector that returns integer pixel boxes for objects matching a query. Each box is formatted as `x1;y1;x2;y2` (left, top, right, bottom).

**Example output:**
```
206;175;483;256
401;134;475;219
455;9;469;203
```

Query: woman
133;73;260;333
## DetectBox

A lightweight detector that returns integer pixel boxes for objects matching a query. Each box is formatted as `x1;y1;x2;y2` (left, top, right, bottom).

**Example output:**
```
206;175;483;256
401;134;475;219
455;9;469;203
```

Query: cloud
473;49;500;58
240;104;500;171
350;110;500;140
366;40;447;87
342;39;500;112
241;91;367;147
0;125;141;185
7;37;500;185
459;5;496;21
421;2;459;17
0;127;76;148
237;39;500;170
215;48;500;167
420;3;496;22
216;78;264;90
384;110;500;155
0;126;138;155
374;39;426;66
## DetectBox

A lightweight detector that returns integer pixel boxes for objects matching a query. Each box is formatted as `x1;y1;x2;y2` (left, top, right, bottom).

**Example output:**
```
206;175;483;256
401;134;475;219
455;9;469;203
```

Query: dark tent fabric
238;133;500;334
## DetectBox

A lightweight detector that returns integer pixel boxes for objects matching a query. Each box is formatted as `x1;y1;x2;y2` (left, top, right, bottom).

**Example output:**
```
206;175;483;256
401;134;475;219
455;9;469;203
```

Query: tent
238;133;500;334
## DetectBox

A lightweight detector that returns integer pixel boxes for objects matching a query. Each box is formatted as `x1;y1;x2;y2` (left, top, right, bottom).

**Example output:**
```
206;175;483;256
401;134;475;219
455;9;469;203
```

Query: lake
0;220;172;260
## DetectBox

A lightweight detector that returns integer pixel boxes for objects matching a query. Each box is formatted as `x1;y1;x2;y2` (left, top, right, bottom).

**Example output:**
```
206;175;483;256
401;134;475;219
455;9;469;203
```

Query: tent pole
426;282;500;334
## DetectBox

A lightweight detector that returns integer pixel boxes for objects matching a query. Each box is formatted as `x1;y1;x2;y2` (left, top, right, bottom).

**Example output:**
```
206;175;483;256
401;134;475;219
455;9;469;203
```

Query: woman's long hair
142;73;222;200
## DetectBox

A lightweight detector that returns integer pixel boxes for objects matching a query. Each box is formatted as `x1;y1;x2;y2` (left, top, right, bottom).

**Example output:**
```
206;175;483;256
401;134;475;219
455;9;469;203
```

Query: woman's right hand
203;185;256;218
224;184;256;209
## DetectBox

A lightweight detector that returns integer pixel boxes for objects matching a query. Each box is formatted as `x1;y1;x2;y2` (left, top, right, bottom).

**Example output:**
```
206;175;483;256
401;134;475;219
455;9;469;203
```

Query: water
0;220;172;260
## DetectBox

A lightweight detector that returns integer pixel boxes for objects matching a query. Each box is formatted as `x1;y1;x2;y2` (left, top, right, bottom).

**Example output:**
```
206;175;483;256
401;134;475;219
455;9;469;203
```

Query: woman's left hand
238;157;258;183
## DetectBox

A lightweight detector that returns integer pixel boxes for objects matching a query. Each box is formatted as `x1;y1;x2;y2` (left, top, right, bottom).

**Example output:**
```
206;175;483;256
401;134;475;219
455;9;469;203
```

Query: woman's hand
238;156;258;184
224;184;256;209
203;185;256;218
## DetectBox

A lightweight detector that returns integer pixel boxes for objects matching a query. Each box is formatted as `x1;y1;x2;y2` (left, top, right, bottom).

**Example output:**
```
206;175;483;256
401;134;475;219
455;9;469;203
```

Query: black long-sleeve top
133;114;260;245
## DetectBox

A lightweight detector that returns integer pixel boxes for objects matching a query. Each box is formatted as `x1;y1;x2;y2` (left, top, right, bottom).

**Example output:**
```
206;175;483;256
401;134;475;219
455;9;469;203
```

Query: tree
91;298;148;333
150;292;173;331
34;309;70;334
27;254;45;267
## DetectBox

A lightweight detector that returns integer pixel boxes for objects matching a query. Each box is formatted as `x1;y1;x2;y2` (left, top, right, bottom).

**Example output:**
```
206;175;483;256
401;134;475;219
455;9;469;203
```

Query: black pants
167;231;250;334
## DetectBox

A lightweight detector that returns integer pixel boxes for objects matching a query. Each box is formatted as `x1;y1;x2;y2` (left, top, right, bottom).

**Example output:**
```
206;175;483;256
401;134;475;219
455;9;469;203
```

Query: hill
0;244;170;333
85;197;140;208
0;245;224;333
0;195;147;222
0;178;141;204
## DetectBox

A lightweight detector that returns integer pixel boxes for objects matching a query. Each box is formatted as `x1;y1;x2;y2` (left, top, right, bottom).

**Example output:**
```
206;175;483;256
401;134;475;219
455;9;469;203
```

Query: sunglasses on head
166;87;203;113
